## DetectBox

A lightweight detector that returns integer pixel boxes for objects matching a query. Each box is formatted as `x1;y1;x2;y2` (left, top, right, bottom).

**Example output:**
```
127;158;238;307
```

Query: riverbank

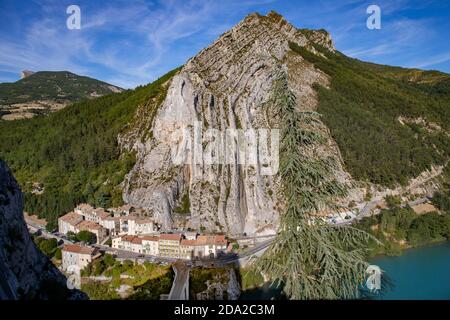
355;202;450;257
239;241;450;300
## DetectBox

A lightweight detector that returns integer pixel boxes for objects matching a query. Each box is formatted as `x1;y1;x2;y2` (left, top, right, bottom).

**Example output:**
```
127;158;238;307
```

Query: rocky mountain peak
122;12;345;236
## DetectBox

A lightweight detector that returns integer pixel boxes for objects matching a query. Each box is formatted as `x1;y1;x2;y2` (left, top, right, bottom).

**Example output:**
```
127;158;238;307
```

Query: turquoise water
240;241;450;300
372;241;450;300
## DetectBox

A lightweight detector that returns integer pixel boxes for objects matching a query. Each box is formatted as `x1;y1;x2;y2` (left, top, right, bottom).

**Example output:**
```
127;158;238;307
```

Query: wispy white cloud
341;16;432;60
412;52;450;69
0;0;277;87
0;0;449;87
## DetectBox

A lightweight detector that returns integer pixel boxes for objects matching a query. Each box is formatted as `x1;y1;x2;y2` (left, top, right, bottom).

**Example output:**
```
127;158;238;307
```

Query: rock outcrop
195;268;241;300
20;70;35;79
122;11;348;236
0;160;81;299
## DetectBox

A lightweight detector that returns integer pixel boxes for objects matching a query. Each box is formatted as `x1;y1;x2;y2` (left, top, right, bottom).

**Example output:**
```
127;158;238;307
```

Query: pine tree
255;70;378;299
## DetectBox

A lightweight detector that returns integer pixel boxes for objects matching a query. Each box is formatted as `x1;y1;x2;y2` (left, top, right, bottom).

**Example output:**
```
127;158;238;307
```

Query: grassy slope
289;42;450;187
0;69;179;229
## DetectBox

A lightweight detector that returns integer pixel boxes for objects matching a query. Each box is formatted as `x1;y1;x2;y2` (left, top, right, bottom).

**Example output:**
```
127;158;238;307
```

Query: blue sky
0;0;449;88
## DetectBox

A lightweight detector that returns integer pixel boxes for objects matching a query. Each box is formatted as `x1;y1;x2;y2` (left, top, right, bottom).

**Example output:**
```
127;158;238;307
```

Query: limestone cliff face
0;160;78;299
122;12;347;236
195;268;241;300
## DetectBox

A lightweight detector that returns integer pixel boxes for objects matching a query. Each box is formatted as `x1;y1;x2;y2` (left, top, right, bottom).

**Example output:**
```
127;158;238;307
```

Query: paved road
193;238;275;266
407;196;431;207
355;196;430;222
24;192;433;269
353;200;383;222
25;219;72;244
168;261;190;300
234;234;277;241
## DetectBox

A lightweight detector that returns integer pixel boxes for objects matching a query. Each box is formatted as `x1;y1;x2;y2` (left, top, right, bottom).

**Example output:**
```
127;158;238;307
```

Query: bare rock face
122;11;345;236
20;70;35;79
0;160;80;299
194;268;241;300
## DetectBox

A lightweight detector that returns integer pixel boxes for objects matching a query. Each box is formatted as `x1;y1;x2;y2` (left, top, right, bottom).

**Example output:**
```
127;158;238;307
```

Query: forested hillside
356;182;450;256
0;69;179;230
289;42;450;187
0;71;123;119
0;71;122;105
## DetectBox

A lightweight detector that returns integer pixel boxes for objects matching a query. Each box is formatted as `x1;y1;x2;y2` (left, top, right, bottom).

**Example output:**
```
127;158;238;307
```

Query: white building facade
61;244;99;271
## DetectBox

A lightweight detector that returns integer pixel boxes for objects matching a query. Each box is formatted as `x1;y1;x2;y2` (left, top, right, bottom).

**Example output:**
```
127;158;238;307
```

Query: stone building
158;234;182;258
61;244;100;271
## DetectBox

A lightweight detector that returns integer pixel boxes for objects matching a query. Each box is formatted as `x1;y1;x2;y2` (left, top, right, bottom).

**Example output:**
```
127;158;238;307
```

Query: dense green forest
0;71;122;106
356;187;450;256
290;42;450;187
0;69;179;230
80;255;174;300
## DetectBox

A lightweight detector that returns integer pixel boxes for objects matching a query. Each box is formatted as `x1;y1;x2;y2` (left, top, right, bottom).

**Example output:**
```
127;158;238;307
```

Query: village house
109;204;134;217
111;233;229;260
58;203;157;243
74;204;110;223
128;218;155;235
141;235;159;256
111;235;124;251
179;239;197;260
99;216;120;235
112;235;143;253
58;211;83;234
75;220;107;244
194;235;228;258
58;204;228;260
183;231;198;240
61;244;100;271
158;233;182;258
100;216;156;237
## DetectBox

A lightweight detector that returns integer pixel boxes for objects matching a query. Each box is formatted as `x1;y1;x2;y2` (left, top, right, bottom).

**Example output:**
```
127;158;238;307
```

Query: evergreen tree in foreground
255;70;379;299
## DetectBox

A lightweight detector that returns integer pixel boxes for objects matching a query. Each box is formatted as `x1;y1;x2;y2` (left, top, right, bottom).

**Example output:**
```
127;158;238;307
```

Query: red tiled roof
76;220;102;231
131;237;142;244
93;209;110;219
121;235;142;244
180;239;197;246
75;204;110;219
159;233;182;241
59;212;82;225
214;235;227;245
62;244;96;255
141;236;159;242
76;203;94;211
197;235;227;245
121;235;135;242
103;216;121;221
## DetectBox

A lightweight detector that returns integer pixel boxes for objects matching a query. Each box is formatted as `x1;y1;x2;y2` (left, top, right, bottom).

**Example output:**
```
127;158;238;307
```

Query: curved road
168;261;190;300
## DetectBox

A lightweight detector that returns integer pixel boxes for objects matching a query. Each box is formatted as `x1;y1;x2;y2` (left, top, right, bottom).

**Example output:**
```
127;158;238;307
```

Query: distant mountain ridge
0;71;123;120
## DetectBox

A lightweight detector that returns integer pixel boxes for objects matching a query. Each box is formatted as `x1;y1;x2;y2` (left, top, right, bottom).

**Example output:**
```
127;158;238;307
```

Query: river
240;241;450;300
373;241;450;300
